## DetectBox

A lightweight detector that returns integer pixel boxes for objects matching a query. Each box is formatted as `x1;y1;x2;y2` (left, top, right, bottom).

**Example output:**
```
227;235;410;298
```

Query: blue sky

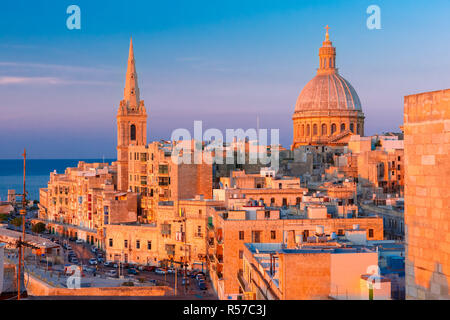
1;0;450;158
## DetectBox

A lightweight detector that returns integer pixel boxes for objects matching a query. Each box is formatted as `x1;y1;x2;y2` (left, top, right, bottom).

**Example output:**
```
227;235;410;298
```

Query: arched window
331;123;337;134
306;124;310;136
130;124;136;141
301;124;305;136
350;123;354;133
313;124;318;136
357;124;361;135
340;123;345;132
329;58;332;68
321;124;327;135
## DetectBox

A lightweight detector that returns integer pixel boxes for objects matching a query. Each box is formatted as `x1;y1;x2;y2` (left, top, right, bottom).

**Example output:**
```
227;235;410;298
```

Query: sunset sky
1;0;450;158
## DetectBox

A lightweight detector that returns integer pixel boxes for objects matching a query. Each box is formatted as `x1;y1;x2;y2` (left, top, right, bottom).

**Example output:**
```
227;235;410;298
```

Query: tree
32;222;46;234
11;217;23;227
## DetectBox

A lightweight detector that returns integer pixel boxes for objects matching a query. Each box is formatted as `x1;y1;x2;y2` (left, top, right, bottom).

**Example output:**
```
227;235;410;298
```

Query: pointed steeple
317;25;337;75
123;37;140;109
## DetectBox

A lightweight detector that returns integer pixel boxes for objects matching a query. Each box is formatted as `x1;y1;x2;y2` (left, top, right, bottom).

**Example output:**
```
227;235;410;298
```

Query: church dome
294;73;362;113
291;26;365;150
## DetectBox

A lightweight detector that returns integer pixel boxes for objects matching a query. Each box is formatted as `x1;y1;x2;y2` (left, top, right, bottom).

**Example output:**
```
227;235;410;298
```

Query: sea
0;159;116;202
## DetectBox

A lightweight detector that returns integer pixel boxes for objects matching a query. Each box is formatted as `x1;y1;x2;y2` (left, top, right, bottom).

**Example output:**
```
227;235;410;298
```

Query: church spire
318;25;337;75
123;37;140;109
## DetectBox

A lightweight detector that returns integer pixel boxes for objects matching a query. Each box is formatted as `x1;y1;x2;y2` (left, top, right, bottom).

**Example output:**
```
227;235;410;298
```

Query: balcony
237;271;250;293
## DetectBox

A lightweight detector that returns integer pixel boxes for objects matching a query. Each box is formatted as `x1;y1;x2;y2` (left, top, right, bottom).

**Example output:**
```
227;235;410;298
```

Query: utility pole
17;237;22;300
17;149;27;300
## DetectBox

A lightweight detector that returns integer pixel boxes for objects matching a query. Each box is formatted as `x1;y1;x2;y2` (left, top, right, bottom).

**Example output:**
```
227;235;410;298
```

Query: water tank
315;225;325;235
353;224;360;230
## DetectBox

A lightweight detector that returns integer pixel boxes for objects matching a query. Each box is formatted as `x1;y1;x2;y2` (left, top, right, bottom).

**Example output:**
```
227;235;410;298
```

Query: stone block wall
404;89;450;299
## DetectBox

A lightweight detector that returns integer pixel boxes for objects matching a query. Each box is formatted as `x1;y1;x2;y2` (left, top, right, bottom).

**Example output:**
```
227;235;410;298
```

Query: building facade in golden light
404;89;450;299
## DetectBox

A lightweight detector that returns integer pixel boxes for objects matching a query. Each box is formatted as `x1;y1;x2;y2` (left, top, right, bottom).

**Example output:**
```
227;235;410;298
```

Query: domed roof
294;73;362;113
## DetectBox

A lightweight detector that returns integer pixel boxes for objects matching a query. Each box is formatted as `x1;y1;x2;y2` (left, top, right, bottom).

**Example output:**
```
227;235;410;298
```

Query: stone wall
26;272;173;297
404;89;450;299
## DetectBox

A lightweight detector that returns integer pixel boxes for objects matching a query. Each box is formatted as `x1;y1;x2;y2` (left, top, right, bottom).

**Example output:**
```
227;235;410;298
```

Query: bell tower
117;37;147;191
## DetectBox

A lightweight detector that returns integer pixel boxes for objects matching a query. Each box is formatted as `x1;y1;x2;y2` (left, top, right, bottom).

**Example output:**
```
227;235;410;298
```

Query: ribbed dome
294;73;362;113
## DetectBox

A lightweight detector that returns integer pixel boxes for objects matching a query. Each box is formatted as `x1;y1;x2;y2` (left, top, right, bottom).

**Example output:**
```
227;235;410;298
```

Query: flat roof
245;242;374;255
0;227;60;249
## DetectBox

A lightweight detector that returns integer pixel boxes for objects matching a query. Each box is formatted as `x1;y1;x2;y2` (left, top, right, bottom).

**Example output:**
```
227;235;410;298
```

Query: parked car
88;258;98;265
97;257;105;263
196;274;206;282
167;268;176;274
197;280;207;290
127;268;139;275
103;261;113;267
75;239;83;244
70;258;79;264
155;268;167;275
143;265;155;272
182;277;190;285
106;270;117;277
112;263;118;268
66;244;72;250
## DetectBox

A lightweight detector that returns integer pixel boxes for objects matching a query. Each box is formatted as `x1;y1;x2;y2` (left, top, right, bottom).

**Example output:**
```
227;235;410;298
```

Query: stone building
292;27;365;149
207;199;383;299
404;89;450;299
239;242;390;300
127;141;213;223
37;161;138;248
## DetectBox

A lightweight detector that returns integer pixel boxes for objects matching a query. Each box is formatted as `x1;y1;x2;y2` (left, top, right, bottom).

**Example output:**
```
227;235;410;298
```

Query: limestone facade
404;89;450;299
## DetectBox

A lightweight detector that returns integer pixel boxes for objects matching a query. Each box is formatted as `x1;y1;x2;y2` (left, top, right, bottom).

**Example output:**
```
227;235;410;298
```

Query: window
239;250;243;259
239;231;244;240
109;238;113;247
306;124;310;136
130;124;136;141
124;240;128;248
271;231;276;240
368;229;374;238
270;198;275;205
199;209;202;216
350;123;354;133
321;124;327;135
265;210;270;219
301;124;305;136
340;123;345;132
136;240;140;249
296;197;301;205
147;241;152;250
252;231;261;243
338;229;344;236
282;198;287;207
357;124;361;134
313;124;318;136
331;123;337;134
